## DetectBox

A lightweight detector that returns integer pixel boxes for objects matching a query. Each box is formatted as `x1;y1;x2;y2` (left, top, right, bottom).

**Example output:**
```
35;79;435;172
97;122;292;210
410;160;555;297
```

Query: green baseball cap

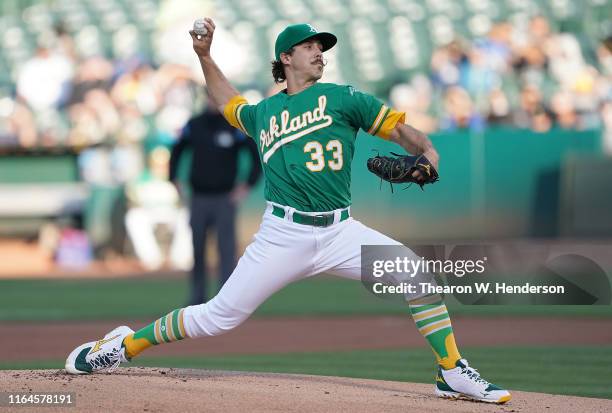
274;23;337;61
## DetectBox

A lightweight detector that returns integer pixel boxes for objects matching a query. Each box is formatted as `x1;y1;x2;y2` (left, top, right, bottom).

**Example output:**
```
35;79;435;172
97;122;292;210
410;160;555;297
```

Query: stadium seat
0;0;609;100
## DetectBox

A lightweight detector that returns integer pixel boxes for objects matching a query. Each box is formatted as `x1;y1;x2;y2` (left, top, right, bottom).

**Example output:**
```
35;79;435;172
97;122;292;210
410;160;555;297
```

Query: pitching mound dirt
1;368;610;413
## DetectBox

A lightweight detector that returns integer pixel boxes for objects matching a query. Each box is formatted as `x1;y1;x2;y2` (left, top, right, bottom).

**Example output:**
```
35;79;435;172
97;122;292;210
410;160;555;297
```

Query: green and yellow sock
408;294;461;370
122;308;187;359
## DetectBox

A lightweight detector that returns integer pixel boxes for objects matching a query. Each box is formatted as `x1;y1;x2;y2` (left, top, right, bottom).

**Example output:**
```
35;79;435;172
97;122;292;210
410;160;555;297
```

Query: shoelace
89;348;122;373
460;366;489;386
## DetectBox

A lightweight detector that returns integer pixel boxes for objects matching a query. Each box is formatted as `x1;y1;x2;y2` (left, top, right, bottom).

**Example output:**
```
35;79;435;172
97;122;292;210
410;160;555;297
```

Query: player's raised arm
189;18;240;111
388;122;439;171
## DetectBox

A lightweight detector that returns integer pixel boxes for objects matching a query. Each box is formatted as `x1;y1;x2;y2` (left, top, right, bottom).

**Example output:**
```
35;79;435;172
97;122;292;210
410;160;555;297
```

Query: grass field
2;346;610;399
1;275;611;321
2;275;611;400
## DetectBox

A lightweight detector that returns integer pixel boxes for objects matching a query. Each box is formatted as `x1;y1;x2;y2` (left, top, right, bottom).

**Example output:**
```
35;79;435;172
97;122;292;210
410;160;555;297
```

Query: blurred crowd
390;17;612;143
0;25;205;185
1;14;612;170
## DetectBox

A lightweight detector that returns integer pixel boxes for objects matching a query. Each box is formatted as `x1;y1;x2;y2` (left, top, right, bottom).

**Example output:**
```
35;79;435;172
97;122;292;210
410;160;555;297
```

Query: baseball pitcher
65;20;510;405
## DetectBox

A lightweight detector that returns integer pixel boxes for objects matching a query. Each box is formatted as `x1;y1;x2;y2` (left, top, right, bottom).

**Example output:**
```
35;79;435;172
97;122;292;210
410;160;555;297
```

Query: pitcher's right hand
189;17;215;58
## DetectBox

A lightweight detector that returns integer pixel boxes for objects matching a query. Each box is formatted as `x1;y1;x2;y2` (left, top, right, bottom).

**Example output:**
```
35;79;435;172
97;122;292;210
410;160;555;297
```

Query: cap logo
307;24;317;33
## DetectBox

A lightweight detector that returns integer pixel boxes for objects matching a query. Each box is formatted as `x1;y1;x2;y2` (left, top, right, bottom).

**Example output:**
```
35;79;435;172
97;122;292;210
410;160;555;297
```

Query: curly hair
271;47;294;83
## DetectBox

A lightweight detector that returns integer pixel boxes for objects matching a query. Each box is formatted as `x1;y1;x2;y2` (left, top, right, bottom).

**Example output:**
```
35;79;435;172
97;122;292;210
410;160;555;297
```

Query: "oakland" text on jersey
260;95;333;163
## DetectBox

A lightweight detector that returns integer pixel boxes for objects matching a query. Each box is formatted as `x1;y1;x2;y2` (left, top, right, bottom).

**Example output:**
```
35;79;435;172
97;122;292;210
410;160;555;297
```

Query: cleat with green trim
65;326;134;375
435;359;511;404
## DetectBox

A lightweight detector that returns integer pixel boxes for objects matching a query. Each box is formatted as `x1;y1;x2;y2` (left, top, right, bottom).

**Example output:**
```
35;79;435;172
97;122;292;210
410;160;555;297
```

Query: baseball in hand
193;18;208;38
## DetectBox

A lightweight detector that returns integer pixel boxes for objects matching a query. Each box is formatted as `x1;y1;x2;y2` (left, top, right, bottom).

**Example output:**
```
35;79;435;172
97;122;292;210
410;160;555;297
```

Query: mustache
312;58;328;66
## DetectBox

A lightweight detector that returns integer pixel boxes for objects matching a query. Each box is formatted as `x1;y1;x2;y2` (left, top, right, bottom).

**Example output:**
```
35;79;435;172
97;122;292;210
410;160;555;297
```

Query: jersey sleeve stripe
374;109;406;140
235;103;248;134
367;104;388;135
372;107;390;136
223;95;248;134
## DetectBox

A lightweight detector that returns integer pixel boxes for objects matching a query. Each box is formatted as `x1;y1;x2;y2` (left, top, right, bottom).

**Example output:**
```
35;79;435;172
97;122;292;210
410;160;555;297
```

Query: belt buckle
313;214;332;227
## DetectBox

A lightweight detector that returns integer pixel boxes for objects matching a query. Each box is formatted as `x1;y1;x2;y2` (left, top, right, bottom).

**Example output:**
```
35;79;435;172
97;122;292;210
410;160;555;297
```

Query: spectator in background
550;90;579;130
597;37;612;78
512;85;551;132
37;106;70;147
155;63;198;108
430;39;468;89
52;23;77;62
124;146;192;271
531;106;553;133
116;105;149;146
1;97;37;148
17;46;74;112
439;86;483;131
572;65;603;129
462;46;499;102
151;72;197;148
111;61;160;116
83;89;122;141
486;88;512;125
511;16;551;90
67;56;114;106
170;95;262;305
546;33;587;92
480;22;513;74
513;40;549;89
389;78;437;133
529;15;551;44
67;102;104;147
5;12;611;153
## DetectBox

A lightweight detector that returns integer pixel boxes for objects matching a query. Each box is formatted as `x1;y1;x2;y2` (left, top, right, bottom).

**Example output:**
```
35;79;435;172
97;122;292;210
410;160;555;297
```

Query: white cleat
435;359;511;404
65;326;134;375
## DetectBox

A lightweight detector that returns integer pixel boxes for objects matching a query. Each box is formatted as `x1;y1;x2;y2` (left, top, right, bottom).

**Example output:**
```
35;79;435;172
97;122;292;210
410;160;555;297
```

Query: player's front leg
65;212;314;374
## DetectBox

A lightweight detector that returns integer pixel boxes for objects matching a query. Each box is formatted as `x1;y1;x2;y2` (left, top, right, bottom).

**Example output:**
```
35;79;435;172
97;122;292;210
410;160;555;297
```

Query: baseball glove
367;152;439;190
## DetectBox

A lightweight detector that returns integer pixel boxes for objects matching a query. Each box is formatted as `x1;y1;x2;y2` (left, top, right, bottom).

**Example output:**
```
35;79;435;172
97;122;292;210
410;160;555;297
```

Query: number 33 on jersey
304;139;342;172
223;83;406;212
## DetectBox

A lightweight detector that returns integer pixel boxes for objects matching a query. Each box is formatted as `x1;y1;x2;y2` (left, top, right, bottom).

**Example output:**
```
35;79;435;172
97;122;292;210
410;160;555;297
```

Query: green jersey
224;83;405;212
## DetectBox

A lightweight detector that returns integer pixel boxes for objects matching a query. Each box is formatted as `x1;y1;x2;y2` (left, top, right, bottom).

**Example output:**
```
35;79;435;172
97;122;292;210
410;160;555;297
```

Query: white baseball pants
183;203;419;338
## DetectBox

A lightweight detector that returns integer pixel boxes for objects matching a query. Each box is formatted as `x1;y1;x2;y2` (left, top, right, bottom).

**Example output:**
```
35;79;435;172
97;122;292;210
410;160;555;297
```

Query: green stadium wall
241;127;604;240
0;128;604;243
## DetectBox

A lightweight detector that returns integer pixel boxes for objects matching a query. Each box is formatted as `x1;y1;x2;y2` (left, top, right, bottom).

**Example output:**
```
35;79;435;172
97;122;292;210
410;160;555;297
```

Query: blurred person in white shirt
17;46;74;112
124;146;191;271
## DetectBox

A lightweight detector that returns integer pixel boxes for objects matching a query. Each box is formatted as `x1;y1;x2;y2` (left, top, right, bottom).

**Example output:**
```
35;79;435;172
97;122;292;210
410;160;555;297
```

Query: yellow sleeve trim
223;95;249;134
367;105;388;135
374;109;406;140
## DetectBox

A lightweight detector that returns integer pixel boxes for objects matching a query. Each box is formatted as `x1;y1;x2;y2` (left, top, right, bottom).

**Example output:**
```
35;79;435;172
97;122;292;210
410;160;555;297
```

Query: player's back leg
184;212;315;337
313;218;511;404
